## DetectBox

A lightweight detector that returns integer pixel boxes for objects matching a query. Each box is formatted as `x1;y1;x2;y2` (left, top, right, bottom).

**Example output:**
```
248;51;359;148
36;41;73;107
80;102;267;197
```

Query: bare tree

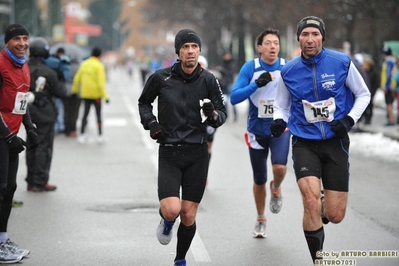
146;0;399;67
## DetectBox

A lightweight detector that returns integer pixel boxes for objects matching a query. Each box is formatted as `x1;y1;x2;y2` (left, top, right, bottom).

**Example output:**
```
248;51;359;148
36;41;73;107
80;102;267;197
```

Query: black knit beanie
4;23;29;44
174;29;201;55
296;16;326;41
382;46;392;56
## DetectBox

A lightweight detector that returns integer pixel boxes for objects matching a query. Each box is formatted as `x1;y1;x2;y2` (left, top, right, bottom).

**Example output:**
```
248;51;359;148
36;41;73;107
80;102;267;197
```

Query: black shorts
291;136;350;192
385;90;395;104
158;143;209;203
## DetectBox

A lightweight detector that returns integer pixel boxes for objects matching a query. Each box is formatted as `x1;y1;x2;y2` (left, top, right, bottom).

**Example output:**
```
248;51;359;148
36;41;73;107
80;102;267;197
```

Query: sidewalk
355;106;399;141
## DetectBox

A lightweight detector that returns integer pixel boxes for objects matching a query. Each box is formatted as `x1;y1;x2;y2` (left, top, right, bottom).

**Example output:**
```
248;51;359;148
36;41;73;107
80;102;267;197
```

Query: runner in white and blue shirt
230;28;290;239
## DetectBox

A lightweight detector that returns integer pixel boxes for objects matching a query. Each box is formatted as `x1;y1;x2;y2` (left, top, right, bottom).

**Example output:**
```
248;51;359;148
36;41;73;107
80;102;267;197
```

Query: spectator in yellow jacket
72;46;109;144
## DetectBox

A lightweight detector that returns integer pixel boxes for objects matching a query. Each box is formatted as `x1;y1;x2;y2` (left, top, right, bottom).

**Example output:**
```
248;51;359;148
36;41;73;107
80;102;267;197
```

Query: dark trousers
362;102;373;124
26;123;55;187
63;96;81;135
81;99;102;135
0;139;19;232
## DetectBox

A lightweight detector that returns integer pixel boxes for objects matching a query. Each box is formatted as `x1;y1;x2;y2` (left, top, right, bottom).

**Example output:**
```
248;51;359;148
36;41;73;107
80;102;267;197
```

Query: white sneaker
0;243;23;263
78;134;94;144
97;136;109;144
78;134;88;144
3;239;29;258
156;218;174;245
252;218;267;238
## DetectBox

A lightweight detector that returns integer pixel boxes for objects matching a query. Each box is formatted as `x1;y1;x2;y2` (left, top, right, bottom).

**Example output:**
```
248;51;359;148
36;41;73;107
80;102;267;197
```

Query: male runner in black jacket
139;29;227;266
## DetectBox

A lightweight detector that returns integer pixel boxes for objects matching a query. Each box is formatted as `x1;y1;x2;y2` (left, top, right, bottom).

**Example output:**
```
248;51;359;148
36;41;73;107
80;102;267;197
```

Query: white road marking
103;118;128;127
191;232;212;262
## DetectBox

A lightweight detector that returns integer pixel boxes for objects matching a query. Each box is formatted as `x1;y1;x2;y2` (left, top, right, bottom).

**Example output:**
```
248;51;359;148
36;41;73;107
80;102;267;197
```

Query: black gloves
270;119;287;138
27;128;39;149
330;116;354;138
106;99;110;104
255;72;273;87
202;102;215;118
5;134;25;153
149;122;165;140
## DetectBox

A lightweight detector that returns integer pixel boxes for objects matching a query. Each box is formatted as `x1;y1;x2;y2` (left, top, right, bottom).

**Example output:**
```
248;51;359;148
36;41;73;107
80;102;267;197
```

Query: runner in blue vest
271;16;371;263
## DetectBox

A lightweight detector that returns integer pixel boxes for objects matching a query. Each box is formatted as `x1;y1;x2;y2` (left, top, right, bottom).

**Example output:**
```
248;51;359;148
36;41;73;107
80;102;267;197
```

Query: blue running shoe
174;259;186;266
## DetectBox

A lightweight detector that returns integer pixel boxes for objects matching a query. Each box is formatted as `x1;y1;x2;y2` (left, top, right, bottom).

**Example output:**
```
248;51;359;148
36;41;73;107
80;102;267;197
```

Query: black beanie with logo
296;16;326;41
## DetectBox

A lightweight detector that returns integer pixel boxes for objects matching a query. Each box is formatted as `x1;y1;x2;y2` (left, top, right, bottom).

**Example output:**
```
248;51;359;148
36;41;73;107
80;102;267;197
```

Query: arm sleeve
0;74;11;137
47;70;68;98
273;77;291;122
98;64;108;100
0;112;12;137
138;73;158;130
22;106;35;131
207;74;227;128
346;62;371;123
230;62;258;105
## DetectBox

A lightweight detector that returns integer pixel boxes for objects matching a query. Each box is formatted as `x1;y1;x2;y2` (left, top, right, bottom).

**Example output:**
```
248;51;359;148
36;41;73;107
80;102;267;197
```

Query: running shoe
156;218;174;245
43;183;57;191
78;134;87;144
97;136;109;144
269;180;283;214
3;239;29;258
78;134;94;144
174;259;186;266
320;190;330;224
252;217;267;238
0;243;23;264
11;200;23;208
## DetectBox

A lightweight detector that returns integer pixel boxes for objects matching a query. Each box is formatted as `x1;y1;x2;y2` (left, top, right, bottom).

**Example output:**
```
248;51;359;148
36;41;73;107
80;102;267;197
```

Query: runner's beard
184;61;196;68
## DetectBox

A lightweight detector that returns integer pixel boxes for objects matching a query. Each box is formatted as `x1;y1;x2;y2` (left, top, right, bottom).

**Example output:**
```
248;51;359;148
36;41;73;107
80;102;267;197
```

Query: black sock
174;222;196;261
304;227;324;262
